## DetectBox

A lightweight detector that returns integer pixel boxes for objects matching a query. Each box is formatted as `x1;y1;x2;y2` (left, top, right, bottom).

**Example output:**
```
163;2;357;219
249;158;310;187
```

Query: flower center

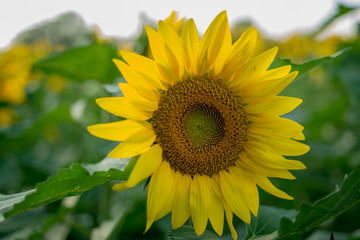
151;76;249;176
183;104;225;148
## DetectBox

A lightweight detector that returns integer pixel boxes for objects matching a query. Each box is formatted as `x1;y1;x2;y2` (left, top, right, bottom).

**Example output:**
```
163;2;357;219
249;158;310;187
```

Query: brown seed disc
151;75;249;176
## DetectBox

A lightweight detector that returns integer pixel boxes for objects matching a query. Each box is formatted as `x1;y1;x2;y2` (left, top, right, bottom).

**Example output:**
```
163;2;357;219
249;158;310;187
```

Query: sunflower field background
1;3;360;240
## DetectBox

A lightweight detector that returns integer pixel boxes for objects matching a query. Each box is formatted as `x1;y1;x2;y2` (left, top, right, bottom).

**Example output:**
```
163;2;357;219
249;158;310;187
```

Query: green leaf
276;164;360;240
0;157;135;221
168;225;221;240
245;206;297;240
33;43;120;83
270;48;350;80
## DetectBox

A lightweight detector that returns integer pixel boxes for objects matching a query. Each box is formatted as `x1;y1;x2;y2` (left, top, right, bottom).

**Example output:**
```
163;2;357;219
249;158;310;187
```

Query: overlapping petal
108;128;156;158
190;174;211;236
87;120;151;141
146;161;175;231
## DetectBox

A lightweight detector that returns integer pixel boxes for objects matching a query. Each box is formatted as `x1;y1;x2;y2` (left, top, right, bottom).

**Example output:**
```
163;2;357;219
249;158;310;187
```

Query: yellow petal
221;27;257;79
262;65;292;81
246;96;302;116
113;59;160;90
145;25;167;64
208;177;224;236
237;153;296;180
251;173;294;200
164;44;181;79
119;51;166;90
293;131;306;140
96;97;152;120
145;161;174;232
211;15;232;76
229;166;259;217
190;174;211;236
245;139;307;170
158;20;185;78
199;11;228;71
172;173;192;229
249;117;304;138
145;25;177;86
230;47;278;92
118;81;160;103
218;170;250;223
126;144;162;188
157;61;177;86
87;120;151;141
249;133;310;156
155;170;181;221
180;18;200;75
223;200;237;240
132;84;160;103
243;71;298;100
250;46;279;72
249;116;304;140
118;83;158;112
108;128;156;158
164;11;184;34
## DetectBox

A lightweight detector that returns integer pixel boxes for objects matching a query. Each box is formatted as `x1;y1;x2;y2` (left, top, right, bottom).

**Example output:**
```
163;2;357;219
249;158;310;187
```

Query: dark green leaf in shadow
276;164;360;240
168;225;221;240
245;206;296;240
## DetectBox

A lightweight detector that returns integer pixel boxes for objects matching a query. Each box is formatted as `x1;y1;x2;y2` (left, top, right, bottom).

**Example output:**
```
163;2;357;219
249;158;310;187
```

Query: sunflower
88;11;309;239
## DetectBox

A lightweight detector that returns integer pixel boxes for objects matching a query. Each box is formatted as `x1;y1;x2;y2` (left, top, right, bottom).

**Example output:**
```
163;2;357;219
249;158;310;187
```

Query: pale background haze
1;0;360;48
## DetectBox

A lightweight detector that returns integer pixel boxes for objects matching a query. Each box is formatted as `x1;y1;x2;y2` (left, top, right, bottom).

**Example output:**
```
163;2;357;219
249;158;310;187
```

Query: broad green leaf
271;48;350;80
276;164;360;240
245;206;296;240
33;43;120;83
168;225;220;240
0;157;135;221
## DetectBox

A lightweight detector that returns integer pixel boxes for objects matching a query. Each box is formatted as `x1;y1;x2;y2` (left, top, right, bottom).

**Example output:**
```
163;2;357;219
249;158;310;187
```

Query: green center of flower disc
183;104;224;147
151;76;248;176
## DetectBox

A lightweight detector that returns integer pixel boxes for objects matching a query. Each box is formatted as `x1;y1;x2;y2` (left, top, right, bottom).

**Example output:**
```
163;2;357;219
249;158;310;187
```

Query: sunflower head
88;11;309;239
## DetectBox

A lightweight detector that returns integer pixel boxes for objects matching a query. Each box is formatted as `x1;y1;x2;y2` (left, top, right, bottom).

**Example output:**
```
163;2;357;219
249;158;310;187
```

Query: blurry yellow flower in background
277;34;342;62
88;11;309;239
0;45;32;105
0;39;52;127
0;107;17;127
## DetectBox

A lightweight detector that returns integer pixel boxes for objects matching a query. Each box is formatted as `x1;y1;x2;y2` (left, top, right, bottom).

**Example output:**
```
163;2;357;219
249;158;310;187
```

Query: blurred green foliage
0;5;360;240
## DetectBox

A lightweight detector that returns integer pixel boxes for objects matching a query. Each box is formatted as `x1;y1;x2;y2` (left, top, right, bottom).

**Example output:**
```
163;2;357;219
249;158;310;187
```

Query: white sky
1;0;360;49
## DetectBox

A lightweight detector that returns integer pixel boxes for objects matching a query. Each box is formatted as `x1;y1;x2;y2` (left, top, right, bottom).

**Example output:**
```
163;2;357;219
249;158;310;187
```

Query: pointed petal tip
270;46;279;57
112;58;122;65
86;125;94;134
95;98;107;109
118;50;129;59
219;10;227;16
144;218;154;233
145;25;155;34
285;195;294;200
